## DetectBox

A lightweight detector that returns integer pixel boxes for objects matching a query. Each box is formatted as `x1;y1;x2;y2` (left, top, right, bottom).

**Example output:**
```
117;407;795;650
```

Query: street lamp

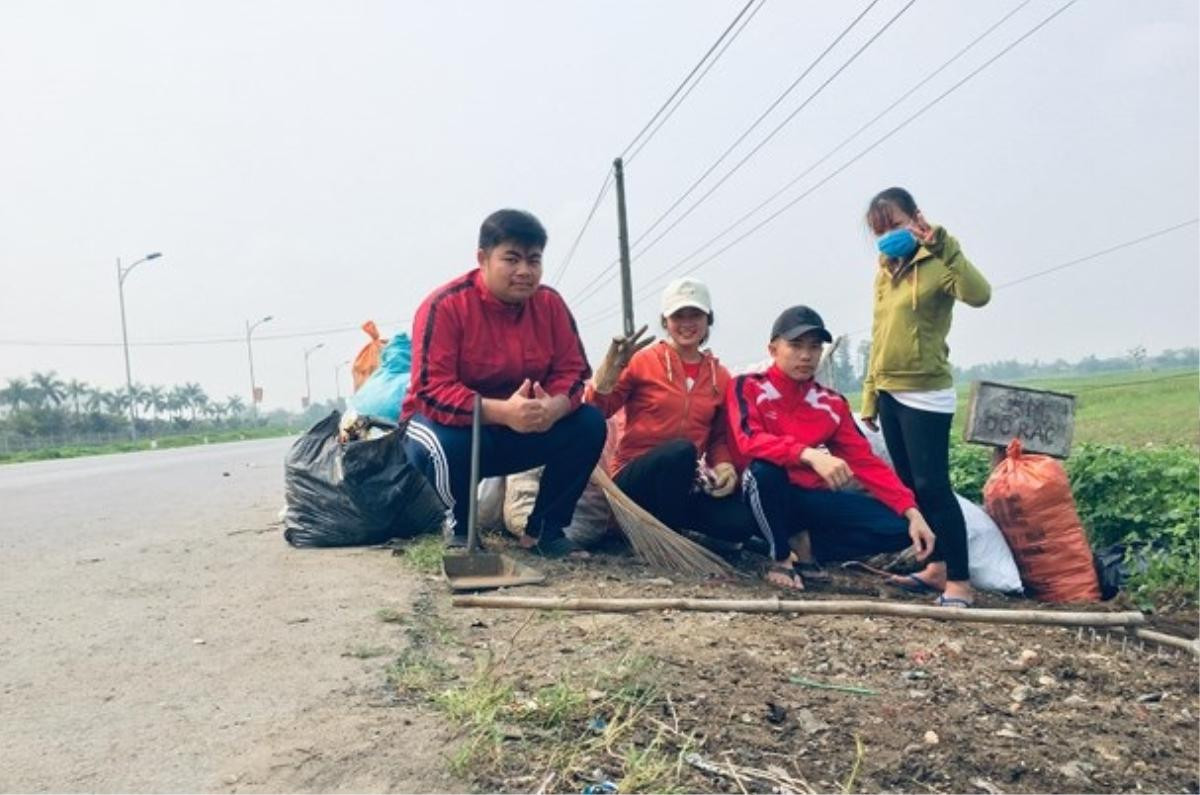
246;315;273;416
334;359;351;404
116;251;163;441
303;343;325;409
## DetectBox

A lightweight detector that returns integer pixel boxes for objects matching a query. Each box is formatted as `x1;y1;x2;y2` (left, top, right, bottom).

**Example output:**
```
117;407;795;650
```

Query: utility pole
303;342;324;409
613;157;635;337
115;252;162;441
246;315;273;417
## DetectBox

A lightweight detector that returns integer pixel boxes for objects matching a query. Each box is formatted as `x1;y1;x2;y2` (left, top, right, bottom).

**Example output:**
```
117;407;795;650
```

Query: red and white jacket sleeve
726;376;805;469
542;297;592;411
829;399;917;515
407;297;476;426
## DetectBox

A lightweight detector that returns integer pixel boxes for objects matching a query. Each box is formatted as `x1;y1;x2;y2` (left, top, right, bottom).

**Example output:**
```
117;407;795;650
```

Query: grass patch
375;607;407;624
0;424;297;465
388;647;452;692
846;367;1199;449
396;535;445;575
343;644;391;659
428;653;699;793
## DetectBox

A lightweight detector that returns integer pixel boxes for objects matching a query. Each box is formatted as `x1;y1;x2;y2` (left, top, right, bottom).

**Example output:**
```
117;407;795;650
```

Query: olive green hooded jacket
861;226;990;419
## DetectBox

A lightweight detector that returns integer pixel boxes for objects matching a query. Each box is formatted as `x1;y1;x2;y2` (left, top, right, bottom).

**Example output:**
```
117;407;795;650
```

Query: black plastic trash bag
283;412;445;547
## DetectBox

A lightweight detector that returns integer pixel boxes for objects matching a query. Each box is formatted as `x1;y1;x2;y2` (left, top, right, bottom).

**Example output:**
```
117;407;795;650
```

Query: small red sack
983;440;1100;603
351;321;388;392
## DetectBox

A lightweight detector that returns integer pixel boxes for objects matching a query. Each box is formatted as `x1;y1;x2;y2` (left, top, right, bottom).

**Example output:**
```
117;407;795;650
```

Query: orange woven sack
351;321;388;392
983;440;1100;603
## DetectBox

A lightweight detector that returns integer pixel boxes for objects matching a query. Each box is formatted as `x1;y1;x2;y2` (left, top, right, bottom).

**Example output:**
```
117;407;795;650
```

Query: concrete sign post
964;381;1076;459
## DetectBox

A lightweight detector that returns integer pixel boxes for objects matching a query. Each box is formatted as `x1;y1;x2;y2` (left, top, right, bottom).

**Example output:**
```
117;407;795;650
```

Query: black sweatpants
614;439;755;543
877;391;969;581
742;460;911;562
403;405;607;542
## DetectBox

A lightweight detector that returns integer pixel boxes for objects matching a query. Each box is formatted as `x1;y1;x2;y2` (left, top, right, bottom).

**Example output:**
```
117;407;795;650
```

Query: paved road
0;439;457;793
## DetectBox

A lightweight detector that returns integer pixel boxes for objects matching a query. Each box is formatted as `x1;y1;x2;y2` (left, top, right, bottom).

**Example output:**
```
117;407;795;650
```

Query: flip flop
794;560;831;584
889;573;941;595
535;534;588;559
934;595;973;608
765;562;805;591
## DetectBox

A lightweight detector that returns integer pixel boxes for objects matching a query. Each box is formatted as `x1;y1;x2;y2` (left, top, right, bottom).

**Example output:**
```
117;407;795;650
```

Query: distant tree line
822;344;1198;394
0;371;253;439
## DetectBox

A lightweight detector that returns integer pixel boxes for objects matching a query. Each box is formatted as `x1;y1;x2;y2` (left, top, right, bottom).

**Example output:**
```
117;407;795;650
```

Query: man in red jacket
401;209;606;556
727;305;936;590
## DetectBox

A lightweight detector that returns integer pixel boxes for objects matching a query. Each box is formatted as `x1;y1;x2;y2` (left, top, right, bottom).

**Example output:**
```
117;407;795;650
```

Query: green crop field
849;368;1198;449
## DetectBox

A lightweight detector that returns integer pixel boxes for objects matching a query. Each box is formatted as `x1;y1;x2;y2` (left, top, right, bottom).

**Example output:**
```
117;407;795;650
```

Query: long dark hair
866;187;918;235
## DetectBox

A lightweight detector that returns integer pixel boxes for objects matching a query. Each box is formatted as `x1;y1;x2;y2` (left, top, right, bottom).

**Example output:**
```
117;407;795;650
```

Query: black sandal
794;560;831;584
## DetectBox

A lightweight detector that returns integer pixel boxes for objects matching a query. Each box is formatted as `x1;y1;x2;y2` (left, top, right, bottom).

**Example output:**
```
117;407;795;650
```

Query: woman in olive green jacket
861;187;990;607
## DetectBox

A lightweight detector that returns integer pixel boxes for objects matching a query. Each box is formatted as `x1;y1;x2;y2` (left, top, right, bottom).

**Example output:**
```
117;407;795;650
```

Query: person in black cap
725;305;936;591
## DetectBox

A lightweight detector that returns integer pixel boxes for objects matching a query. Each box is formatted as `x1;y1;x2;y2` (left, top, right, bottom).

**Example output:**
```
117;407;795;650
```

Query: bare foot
765;563;805;591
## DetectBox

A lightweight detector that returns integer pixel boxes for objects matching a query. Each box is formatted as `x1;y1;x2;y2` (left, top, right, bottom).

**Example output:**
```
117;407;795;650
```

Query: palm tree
167;386;188;421
2;378;36;412
85;387;108;414
225;395;246;418
64;379;89;417
147;386;166;420
182;383;208;421
30;371;66;407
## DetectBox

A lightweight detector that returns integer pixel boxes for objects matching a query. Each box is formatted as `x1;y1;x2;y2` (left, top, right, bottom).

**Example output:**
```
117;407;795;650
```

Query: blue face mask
877;228;918;259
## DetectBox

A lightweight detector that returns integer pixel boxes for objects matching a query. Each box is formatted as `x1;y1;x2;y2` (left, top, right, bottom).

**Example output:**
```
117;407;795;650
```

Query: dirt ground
388;534;1200;794
3;437;1195;793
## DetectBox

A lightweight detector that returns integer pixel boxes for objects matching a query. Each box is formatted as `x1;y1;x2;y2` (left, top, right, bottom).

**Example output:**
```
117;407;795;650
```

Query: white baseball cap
661;278;712;317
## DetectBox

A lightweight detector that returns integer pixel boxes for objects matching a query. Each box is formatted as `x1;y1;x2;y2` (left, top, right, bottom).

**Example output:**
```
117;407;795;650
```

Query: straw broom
590;465;734;577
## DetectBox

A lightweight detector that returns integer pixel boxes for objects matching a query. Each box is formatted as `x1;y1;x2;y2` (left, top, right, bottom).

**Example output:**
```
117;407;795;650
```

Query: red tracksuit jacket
401;269;592;426
726;365;916;515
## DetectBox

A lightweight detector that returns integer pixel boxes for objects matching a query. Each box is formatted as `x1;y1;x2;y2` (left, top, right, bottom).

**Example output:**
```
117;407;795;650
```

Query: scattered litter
192;638;206;645
796;708;831;736
587;716;607;733
923;729;940;746
1135;691;1165;703
789;675;879;696
902;669;930;681
582;780;618;794
1057;760;1095;780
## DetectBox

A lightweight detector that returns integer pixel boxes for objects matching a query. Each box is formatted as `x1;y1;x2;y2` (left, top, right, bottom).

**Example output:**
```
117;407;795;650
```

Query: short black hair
478;209;548;252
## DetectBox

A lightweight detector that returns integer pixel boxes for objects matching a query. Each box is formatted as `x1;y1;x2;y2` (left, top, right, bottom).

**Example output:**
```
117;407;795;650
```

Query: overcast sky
1;0;1196;411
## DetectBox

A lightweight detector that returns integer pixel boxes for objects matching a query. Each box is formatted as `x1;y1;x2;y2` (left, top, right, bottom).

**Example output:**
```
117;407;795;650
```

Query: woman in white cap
586;278;754;548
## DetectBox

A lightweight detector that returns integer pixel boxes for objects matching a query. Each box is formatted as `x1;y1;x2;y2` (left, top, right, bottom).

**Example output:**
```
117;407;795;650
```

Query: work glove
708;462;739;498
592;325;654;394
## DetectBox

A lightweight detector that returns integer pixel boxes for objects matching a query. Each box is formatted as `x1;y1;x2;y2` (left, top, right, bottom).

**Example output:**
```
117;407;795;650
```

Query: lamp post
246;315;273;417
116;251;163;441
303;343;324;409
334;359;350;406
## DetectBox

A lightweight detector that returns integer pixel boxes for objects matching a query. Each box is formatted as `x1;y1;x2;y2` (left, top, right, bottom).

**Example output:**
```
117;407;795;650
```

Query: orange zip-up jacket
585;341;733;476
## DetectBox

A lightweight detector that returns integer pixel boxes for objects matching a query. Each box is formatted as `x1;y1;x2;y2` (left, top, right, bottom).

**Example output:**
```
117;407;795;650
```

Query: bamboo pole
452;594;1146;628
1132;628;1200;657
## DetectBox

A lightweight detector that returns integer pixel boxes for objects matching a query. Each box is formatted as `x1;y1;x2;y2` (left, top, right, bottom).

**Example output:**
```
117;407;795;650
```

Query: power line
548;166;614;286
823;218;1199;338
617;0;919;278
569;0;886;306
625;0;769;164
619;0;760;160
0;318;412;349
618;0;1033;304
993;218;1199;289
581;0;1079;327
552;0;764;289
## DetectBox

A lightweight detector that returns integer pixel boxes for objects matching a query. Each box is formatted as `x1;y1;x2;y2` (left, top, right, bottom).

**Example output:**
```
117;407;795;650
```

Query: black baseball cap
770;305;833;343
